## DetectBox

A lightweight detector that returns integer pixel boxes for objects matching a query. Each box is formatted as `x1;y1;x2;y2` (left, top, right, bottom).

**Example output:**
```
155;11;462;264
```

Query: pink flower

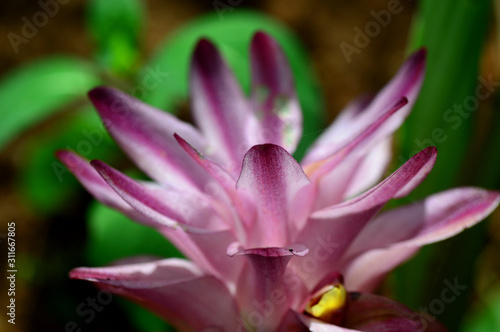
58;32;499;331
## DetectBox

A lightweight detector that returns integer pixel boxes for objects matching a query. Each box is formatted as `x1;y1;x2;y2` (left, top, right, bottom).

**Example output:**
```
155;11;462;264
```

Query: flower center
305;282;347;323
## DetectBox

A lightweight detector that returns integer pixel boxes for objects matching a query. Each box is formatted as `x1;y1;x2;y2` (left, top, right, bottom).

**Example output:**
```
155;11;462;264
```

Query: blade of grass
394;1;492;330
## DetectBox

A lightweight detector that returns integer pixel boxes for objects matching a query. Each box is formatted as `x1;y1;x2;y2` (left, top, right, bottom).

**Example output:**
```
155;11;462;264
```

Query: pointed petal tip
89;159;116;182
412;47;427;62
418;145;438;161
384;96;408;115
390;146;437;199
405;48;427;75
251;30;274;45
172;132;184;146
421;144;438;159
173;132;190;148
68;269;80;280
55;149;73;161
69;268;102;282
193;38;219;68
394;96;408;108
174;133;207;163
489;190;500;212
87;86;130;119
423;145;437;154
408;146;437;161
195;37;214;48
90;159;106;170
253;30;269;38
87;85;117;103
55;150;91;174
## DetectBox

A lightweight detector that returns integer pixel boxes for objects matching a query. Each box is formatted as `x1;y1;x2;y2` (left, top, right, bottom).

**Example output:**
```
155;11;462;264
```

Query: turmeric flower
58;32;499;331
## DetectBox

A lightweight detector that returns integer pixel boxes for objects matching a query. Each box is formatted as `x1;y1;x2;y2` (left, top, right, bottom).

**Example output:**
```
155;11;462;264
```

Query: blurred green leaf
461;288;500;332
141;10;325;160
119;300;172;332
0;57;100;151
20;107;116;215
394;0;492;330
85;201;182;267
86;0;144;75
402;0;491;194
476;96;500;188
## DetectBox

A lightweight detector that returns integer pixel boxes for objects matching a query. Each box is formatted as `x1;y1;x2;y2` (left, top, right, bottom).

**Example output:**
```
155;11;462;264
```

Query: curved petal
309;138;392;210
344;246;418;293
174;133;253;240
299;292;426;332
343;188;500;291
56;150;145;220
303;94;373;165
160;228;243;287
88;86;209;191
294;147;437;290
343;138;392;199
250;31;302;152
277;310;311;332
362;49;426;125
343;292;424;331
313;146;437;219
70;258;240;331
236;144;311;247
57;151;242;284
303;49;425;166
300;102;393;212
228;244;308;332
190;38;258;173
174;134;238;194
304;98;407;191
91;159;227;233
302;98;407;211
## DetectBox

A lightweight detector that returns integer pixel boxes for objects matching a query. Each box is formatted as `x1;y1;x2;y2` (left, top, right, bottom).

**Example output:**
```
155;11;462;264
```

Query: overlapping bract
59;32;499;331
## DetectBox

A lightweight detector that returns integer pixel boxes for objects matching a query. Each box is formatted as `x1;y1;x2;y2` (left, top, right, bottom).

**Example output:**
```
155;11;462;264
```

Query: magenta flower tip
87;85;113;102
192;38;221;72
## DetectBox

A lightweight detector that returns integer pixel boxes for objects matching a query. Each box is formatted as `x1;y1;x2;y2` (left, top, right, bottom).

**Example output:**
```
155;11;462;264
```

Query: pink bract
58;32;499;331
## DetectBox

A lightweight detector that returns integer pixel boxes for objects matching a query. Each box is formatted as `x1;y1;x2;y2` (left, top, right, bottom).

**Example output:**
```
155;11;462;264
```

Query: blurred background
0;0;499;331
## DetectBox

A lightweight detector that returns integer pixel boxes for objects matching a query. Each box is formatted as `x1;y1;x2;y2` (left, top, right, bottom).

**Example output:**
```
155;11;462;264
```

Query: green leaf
401;0;491;195
0;57;100;151
461;288;500;332
393;0;492;330
118;300;172;332
19;107;116;215
86;0;144;75
85;201;182;267
140;10;325;160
